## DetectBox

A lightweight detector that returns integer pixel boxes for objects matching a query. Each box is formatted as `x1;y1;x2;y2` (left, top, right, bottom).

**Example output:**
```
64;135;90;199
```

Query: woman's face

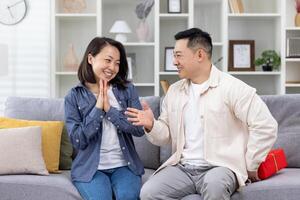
88;45;120;82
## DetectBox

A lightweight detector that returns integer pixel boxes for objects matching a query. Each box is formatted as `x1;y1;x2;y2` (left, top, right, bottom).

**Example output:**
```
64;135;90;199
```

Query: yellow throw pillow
0;117;64;173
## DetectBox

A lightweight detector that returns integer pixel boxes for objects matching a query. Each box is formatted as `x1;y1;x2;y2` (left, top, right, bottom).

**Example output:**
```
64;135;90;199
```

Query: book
160;80;170;95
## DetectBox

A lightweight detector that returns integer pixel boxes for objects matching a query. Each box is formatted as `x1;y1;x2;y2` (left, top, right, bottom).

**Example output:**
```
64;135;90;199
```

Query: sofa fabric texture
2;94;300;200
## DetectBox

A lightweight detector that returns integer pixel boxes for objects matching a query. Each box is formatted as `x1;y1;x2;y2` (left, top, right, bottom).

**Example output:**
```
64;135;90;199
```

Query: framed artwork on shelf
168;0;181;13
126;53;136;80
164;47;177;71
228;40;255;71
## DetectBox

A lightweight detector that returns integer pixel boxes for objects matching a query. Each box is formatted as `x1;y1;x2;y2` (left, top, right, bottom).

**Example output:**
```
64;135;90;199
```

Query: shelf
286;58;300;62
134;83;155;87
286;83;300;87
228;13;280;19
159;13;189;19
229;71;281;75
123;42;155;46
286;27;300;31
55;72;77;75
159;72;178;75
55;13;97;18
213;42;223;46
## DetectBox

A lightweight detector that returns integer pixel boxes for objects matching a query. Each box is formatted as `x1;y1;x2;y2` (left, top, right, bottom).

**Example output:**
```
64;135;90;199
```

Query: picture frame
126;53;136;80
228;40;255;71
164;47;177;71
168;0;181;13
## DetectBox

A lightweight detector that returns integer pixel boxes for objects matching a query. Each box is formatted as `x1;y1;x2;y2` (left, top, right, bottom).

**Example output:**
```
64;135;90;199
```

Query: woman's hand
95;80;104;109
103;80;111;112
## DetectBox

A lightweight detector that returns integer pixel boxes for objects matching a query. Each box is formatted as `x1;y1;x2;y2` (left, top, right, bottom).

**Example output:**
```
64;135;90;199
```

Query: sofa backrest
261;94;300;168
3;96;161;170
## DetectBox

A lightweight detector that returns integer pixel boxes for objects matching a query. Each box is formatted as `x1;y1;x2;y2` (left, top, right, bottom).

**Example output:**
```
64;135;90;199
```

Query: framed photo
126;53;136;80
164;47;177;71
168;0;181;13
228;40;255;71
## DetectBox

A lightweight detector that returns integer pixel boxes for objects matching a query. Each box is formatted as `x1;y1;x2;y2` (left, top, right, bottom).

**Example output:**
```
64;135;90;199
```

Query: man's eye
105;59;111;63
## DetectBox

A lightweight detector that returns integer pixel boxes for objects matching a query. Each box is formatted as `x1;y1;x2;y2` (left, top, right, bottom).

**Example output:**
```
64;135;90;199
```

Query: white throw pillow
0;126;49;175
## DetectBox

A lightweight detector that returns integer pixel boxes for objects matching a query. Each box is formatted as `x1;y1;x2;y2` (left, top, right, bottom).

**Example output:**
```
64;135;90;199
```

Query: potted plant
296;0;300;27
254;50;281;71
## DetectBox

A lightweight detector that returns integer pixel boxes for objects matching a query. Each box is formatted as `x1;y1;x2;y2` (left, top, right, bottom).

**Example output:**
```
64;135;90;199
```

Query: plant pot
295;13;300;27
262;65;273;71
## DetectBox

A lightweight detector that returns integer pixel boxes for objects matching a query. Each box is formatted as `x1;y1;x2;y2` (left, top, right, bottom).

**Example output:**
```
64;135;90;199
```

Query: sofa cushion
261;94;300;168
0;126;48;175
0;117;63;173
4;96;73;170
0;171;82;200
133;96;161;169
173;168;300;200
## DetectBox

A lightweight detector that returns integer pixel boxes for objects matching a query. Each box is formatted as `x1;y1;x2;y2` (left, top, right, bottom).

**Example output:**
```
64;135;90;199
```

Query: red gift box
258;148;288;180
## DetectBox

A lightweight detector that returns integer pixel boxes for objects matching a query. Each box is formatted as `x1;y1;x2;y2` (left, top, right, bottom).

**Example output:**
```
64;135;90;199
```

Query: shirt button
122;147;125;150
96;127;98;130
118;101;122;104
78;106;80;110
100;115;103;119
108;117;111;120
127;162;131;165
117;125;120;128
200;115;204;119
76;139;79;143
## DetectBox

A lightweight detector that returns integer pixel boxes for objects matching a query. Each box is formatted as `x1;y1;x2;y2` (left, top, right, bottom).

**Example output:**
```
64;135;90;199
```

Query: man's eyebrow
173;50;182;54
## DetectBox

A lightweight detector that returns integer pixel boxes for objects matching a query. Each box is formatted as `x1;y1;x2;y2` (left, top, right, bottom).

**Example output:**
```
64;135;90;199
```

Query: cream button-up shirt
146;65;278;187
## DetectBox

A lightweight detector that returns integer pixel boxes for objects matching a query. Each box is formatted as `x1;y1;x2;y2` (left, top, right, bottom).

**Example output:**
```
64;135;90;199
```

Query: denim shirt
64;82;145;182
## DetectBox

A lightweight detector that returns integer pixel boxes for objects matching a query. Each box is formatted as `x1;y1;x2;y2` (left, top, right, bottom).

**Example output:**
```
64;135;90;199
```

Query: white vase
63;44;79;71
136;20;149;42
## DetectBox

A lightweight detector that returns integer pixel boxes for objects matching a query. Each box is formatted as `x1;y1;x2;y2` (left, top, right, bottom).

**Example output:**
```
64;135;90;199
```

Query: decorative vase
136;20;149;42
63;44;79;71
295;13;300;27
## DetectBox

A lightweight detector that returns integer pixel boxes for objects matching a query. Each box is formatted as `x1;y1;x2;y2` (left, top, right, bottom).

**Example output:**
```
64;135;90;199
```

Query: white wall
0;0;50;114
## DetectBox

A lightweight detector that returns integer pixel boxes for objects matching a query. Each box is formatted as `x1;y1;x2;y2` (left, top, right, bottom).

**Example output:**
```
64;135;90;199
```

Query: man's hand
247;170;260;183
125;101;154;131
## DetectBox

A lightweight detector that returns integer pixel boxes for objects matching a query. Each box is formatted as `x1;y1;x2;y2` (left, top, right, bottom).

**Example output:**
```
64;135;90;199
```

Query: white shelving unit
51;0;300;98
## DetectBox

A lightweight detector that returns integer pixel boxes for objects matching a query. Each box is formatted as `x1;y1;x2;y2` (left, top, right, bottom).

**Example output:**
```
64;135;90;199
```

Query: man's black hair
174;28;213;59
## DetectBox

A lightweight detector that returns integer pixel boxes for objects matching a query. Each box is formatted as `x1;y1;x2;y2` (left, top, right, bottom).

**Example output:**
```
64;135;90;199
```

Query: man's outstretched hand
125;101;154;132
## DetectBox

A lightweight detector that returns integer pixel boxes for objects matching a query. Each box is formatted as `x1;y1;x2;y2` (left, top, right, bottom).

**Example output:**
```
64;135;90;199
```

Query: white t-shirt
181;81;212;167
97;86;127;170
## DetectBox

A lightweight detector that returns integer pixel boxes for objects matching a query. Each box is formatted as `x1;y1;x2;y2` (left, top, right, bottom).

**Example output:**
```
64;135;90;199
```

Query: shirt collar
180;65;221;92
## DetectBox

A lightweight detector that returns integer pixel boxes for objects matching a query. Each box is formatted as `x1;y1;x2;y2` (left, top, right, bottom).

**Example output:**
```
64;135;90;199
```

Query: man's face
173;39;200;80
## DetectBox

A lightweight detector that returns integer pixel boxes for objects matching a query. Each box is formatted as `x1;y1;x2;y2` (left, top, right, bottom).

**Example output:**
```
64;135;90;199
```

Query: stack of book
229;0;244;14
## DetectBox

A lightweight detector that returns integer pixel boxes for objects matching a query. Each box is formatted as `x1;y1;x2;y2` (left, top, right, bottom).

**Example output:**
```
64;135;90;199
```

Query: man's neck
191;63;212;84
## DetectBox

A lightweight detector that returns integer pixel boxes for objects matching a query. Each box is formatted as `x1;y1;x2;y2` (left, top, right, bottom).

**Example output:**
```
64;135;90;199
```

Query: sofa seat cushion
174;168;300;200
0;171;82;200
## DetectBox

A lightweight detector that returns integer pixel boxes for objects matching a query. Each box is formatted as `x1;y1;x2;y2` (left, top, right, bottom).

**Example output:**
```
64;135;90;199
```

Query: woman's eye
105;59;111;63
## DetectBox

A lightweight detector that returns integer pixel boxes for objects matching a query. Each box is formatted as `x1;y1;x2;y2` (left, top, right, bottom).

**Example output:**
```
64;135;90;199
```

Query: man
126;28;277;200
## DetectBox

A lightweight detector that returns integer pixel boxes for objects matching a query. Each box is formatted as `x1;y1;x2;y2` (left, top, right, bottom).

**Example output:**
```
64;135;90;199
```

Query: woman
64;37;144;200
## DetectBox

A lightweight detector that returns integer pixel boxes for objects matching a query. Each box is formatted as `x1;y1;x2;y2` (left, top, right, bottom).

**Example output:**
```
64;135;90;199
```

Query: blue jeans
73;166;141;200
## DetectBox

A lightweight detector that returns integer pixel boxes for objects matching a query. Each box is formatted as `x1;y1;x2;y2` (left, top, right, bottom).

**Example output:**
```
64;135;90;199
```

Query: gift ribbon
270;153;278;172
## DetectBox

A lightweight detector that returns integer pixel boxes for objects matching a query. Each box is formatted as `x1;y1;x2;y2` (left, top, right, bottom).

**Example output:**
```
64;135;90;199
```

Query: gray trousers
140;164;237;200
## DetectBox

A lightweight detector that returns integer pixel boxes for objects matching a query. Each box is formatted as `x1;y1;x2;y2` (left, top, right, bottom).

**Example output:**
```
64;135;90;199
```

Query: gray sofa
1;94;300;200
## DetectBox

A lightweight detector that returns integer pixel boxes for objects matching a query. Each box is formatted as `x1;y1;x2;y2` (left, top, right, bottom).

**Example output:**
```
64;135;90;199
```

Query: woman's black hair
77;37;129;89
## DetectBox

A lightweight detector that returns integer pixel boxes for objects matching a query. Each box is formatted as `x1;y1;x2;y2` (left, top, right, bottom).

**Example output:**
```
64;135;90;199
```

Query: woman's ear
87;54;93;65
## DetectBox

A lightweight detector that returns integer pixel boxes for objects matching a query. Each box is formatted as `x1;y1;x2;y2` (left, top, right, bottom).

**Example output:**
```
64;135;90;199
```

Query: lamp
0;44;8;76
109;20;132;43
